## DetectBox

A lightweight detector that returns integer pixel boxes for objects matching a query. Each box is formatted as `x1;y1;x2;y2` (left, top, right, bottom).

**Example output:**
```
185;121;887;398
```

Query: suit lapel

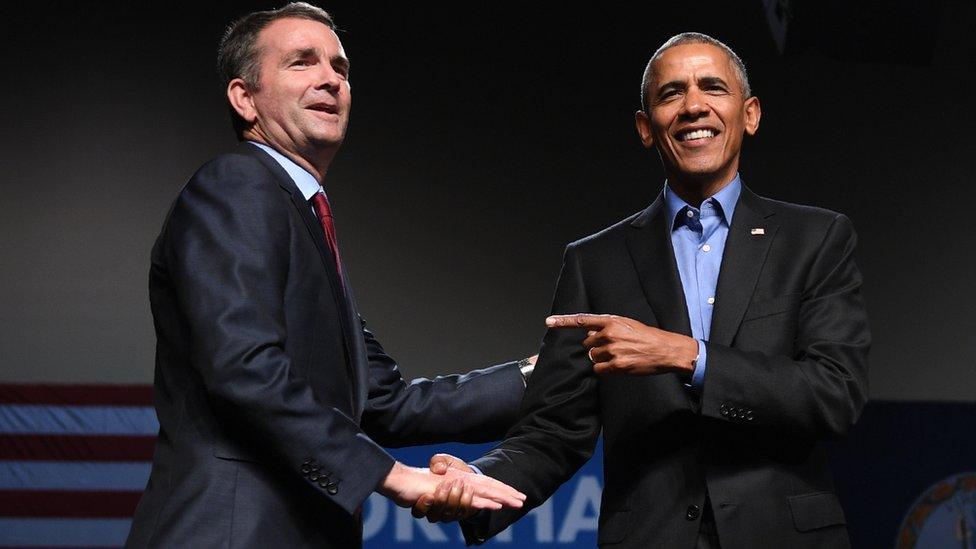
241;144;347;301
241;144;364;409
625;193;693;337
709;187;778;346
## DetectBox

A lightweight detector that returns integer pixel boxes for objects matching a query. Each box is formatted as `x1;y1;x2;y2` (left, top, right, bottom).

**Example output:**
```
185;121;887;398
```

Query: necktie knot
311;191;334;219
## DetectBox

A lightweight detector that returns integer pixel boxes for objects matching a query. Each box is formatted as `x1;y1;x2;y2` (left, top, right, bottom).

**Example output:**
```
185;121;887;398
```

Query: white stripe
0;461;151;490
0;518;132;547
0;405;158;435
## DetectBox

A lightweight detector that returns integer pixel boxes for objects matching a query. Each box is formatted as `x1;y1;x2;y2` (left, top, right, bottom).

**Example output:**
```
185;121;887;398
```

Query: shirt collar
249;141;323;200
664;174;742;230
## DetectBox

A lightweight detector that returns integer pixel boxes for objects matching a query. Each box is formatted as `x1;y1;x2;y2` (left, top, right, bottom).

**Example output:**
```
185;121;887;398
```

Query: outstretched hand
411;453;489;522
546;313;698;376
379;460;524;516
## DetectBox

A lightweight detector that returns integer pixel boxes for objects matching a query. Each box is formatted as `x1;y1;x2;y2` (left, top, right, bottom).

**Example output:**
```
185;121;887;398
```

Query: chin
676;162;721;177
310;134;345;149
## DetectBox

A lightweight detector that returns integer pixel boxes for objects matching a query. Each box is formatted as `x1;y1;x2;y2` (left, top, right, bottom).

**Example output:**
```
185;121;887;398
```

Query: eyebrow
284;47;318;63
282;48;351;72
655;75;731;96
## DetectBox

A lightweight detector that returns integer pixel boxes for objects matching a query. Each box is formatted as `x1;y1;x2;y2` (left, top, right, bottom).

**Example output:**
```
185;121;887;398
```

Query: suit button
302;459;312;466
301;466;311;475
686;504;701;520
326;482;339;495
745;410;755;421
309;473;320;481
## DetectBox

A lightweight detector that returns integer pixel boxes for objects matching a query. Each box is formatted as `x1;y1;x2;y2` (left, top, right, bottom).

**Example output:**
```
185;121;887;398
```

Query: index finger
546;313;611;330
464;475;526;507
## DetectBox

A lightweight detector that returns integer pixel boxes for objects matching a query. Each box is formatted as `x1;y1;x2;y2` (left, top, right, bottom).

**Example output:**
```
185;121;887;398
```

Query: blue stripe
0;405;158;435
0;518;131;547
0;461;151;490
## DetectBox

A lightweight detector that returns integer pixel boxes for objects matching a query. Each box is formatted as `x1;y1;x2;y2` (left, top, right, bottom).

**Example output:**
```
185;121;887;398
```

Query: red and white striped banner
0;384;157;547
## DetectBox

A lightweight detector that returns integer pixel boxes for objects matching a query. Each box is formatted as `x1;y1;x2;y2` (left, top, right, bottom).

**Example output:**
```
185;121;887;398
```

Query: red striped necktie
310;191;344;288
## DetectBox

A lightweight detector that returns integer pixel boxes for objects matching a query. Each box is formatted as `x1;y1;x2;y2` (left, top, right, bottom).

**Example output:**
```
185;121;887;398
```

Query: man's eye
291;59;312;67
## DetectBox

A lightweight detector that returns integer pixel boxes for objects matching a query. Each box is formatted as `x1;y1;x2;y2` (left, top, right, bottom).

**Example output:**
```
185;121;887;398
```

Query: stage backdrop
2;383;974;548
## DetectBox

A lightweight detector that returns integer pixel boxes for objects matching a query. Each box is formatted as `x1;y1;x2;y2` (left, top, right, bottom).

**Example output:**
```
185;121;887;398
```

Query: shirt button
707;297;715;304
686;504;701;520
702;244;711;252
686;210;695;218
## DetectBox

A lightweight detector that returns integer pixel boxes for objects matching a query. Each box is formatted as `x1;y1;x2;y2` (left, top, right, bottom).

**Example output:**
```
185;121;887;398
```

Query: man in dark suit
417;32;869;548
126;3;529;547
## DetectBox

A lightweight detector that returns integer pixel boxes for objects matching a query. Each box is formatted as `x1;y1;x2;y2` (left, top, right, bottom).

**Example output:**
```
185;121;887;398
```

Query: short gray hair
217;2;337;140
640;32;751;112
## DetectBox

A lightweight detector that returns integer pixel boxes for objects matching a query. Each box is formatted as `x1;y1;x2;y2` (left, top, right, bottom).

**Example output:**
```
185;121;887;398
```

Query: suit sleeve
359;319;526;447
461;244;602;544
701;213;870;438
164;157;394;515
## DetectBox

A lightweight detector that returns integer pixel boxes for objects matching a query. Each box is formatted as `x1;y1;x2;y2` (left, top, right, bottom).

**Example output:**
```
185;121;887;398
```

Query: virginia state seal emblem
897;472;976;548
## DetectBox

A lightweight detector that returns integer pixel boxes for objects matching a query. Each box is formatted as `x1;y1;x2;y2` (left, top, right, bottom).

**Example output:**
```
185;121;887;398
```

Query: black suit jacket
466;186;869;548
126;143;525;548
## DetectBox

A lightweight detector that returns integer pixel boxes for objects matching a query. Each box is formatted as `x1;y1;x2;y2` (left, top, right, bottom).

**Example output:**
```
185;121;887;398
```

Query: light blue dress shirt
664;175;741;392
250;141;324;202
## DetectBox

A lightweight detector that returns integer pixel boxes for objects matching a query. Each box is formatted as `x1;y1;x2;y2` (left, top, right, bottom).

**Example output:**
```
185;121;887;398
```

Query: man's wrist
672;335;699;374
378;461;405;497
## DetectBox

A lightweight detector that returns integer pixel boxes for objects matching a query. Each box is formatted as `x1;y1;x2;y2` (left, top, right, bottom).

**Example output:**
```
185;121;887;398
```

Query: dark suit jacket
126;143;525;548
466;186;869;548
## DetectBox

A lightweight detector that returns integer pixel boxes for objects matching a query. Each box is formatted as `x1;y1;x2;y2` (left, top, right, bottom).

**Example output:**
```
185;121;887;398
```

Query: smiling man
417;33;869;548
125;3;530;548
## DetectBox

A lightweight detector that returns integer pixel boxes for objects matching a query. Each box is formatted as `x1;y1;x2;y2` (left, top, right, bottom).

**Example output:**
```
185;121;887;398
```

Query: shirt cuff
689;339;707;392
468;463;483;475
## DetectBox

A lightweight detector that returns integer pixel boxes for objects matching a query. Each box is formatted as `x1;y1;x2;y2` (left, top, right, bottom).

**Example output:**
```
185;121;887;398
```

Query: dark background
1;1;974;402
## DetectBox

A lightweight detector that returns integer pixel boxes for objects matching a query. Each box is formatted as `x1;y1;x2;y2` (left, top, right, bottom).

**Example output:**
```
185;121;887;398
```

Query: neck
244;130;334;183
666;170;737;207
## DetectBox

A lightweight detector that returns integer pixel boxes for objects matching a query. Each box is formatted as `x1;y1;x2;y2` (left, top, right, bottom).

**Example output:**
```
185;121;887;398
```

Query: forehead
257;17;345;57
652;43;734;81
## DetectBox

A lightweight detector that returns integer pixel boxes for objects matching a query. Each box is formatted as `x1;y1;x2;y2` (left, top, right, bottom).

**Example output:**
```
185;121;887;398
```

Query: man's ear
227;78;257;124
743;96;761;136
635;110;655;149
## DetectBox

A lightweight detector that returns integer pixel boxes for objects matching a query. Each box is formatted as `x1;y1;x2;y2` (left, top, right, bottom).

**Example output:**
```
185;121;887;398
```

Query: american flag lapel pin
750;228;765;236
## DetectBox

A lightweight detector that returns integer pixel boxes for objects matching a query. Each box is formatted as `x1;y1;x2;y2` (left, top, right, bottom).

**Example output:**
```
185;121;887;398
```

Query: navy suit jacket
465;187;869;548
126;143;525;548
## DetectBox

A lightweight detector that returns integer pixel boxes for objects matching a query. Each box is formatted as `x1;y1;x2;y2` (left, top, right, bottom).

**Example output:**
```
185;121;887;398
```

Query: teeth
681;129;715;141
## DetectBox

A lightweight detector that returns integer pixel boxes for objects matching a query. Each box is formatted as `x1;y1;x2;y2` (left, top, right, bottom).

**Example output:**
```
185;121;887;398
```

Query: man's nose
315;65;343;91
680;87;708;118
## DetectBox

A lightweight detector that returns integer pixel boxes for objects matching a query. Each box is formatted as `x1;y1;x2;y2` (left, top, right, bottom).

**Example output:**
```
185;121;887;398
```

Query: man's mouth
306;103;339;115
676;128;719;142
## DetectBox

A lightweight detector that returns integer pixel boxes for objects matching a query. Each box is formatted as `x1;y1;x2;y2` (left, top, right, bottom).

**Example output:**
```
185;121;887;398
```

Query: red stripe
0;384;153;406
0;434;156;461
0;490;143;518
